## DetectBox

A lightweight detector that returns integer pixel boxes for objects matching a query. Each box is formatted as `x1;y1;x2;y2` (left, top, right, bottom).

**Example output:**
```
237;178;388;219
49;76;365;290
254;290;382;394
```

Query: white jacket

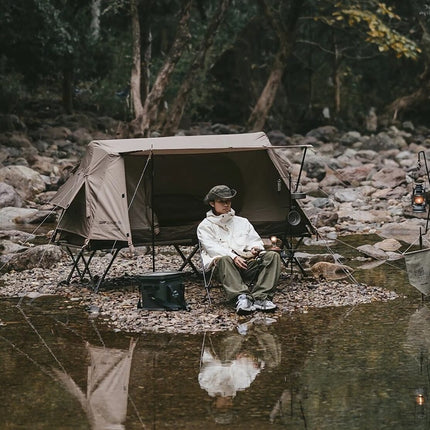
197;209;264;270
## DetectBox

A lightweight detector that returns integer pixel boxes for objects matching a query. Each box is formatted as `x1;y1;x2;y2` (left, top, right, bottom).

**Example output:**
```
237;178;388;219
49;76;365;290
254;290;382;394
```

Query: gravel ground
0;247;399;334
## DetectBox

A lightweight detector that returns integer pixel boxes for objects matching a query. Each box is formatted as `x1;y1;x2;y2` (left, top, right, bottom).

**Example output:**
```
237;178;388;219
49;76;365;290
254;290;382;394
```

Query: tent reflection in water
404;248;430;296
50;132;314;286
405;306;430;356
52;338;137;430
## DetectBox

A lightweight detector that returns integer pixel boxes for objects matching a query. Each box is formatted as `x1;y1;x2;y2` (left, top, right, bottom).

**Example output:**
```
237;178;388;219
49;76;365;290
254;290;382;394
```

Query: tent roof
92;132;274;155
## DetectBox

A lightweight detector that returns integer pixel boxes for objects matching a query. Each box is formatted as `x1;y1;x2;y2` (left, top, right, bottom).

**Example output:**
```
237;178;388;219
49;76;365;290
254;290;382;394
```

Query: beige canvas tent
51;132;314;286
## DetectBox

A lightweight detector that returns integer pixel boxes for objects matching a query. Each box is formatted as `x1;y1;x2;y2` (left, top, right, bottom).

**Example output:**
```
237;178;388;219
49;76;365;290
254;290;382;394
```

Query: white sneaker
254;299;277;312
236;294;255;315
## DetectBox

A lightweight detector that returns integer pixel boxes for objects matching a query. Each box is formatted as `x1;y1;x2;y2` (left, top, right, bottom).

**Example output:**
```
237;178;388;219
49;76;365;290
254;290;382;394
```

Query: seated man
197;185;282;315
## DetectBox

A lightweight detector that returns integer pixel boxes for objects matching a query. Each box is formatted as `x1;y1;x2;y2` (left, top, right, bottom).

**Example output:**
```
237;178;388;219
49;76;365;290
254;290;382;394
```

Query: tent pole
294;147;308;192
151;154;155;272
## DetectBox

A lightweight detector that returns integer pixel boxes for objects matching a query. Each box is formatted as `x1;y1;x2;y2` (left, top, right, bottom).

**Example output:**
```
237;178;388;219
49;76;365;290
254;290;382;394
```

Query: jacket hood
206;208;236;227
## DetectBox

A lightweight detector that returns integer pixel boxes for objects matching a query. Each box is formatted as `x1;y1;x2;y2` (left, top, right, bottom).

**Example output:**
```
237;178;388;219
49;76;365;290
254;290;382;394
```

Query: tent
51;132;314;286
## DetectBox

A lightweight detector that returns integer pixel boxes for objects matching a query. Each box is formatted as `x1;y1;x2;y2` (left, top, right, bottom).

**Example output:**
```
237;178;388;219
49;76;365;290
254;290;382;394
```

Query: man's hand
251;247;262;257
234;255;248;269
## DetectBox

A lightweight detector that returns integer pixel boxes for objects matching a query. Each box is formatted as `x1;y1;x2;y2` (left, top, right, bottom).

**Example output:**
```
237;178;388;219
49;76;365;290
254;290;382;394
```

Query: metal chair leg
174;244;200;274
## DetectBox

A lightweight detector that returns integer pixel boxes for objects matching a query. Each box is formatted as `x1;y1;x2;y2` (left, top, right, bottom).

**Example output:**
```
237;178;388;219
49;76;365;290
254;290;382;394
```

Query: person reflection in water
198;320;281;424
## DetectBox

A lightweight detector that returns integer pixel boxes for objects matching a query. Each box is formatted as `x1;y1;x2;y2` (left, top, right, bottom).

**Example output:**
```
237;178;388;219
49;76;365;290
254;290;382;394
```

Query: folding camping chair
199;241;215;305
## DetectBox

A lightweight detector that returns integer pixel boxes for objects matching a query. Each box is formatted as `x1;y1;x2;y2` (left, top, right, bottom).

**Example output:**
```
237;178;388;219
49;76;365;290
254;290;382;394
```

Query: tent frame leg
61;246;121;292
93;248;121;293
64;246;97;284
61;242;210;291
280;236;307;276
174;244;200;275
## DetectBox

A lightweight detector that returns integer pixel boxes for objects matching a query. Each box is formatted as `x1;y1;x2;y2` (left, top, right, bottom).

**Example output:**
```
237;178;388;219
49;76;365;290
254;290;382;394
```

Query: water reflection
198;318;281;425
6;240;430;429
404;305;430;424
53;339;137;430
405;305;430;357
0;298;139;429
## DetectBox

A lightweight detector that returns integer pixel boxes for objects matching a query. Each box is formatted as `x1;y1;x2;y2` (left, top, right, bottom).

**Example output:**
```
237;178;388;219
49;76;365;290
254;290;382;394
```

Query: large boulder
0;132;33;150
267;130;290;146
305;153;339;180
30;155;56;176
0;165;46;200
70;127;93;145
0;207;39;226
336;164;376;185
357;244;389;260
35;126;72;143
370;166;407;189
0;229;36;242
339;130;362;145
362;131;407;151
0;182;22;208
0;240;27;255
0;114;26;132
13;209;57;225
378;219;427;244
306;125;339;142
2;244;64;271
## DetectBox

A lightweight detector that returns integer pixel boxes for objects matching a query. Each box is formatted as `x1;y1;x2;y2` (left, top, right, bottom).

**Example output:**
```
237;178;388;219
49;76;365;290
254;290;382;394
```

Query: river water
1;235;430;429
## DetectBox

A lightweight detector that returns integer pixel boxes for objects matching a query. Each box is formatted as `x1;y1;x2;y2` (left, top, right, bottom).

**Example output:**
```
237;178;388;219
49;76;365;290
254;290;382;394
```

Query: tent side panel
124;156;155;233
51;142;99;209
50;170;85;209
87;155;132;244
56;185;90;239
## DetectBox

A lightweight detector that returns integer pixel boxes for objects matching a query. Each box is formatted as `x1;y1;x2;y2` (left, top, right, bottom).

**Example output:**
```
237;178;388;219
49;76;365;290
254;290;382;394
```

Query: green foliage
331;2;422;59
0;0;428;128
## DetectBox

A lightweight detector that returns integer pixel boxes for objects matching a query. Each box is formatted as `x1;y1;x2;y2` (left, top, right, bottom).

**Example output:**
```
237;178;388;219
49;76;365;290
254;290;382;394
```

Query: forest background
1;0;430;137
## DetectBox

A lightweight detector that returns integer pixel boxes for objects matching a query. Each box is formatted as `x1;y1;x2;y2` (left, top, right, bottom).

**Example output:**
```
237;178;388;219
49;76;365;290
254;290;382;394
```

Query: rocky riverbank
0;247;400;334
0;112;428;333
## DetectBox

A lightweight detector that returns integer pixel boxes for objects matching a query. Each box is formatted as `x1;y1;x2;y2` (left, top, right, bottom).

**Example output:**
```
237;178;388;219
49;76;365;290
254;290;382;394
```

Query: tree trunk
333;34;341;115
386;84;430;120
90;0;101;41
62;55;74;114
247;49;288;131
386;14;430;120
162;0;231;135
130;0;144;120
247;0;302;131
141;8;152;103
132;0;193;137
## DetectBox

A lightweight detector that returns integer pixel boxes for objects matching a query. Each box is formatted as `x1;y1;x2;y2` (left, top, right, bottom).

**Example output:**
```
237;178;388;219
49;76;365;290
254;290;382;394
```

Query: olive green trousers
212;250;282;302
